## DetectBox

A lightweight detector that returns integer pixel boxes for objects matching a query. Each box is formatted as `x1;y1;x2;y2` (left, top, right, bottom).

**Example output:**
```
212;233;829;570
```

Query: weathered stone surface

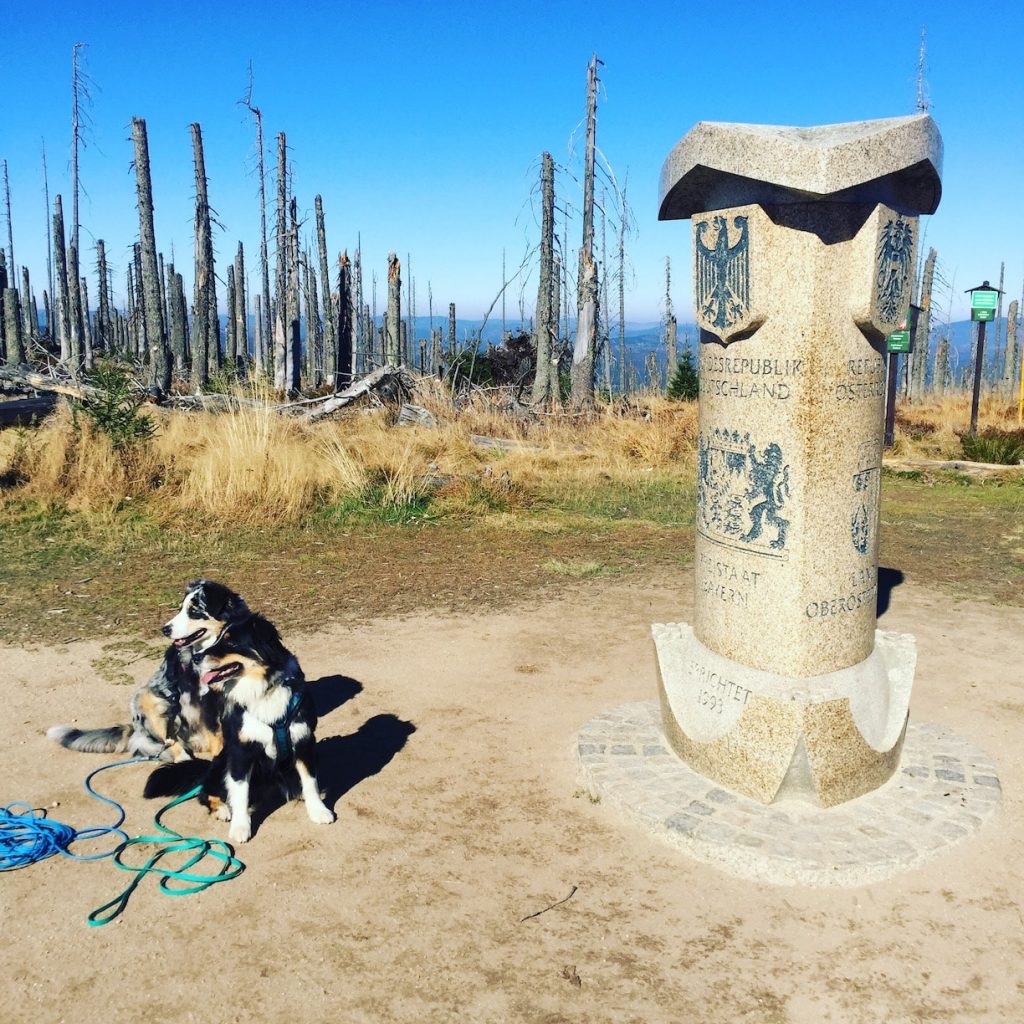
658;114;942;221
653;624;915;807
651;114;943;807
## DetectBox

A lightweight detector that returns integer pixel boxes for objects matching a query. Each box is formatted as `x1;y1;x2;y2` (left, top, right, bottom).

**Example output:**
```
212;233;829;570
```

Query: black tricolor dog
197;614;334;844
48;580;249;761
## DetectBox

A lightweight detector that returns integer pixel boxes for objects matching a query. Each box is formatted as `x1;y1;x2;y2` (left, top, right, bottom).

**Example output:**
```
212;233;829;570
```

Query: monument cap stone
658;114;942;221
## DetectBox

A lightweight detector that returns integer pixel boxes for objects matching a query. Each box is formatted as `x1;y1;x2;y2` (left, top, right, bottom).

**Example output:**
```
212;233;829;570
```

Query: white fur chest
231;684;292;760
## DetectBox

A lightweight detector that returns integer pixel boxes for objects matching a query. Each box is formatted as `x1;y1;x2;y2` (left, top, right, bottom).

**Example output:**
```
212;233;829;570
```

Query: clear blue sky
1;0;1021;327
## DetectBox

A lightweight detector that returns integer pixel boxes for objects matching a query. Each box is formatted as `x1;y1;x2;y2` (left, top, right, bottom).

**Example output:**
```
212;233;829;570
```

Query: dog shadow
245;713;417;834
315;714;417;809
876;566;905;619
307;674;363;717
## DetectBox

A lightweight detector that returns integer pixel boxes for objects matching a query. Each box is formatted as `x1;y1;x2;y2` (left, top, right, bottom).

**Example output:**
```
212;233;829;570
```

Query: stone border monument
576;114;1001;884
655;114;941;808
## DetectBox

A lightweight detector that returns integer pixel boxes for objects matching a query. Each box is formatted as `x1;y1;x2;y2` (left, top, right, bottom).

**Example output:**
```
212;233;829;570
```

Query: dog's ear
199;581;249;621
185;578;206;596
250;615;288;665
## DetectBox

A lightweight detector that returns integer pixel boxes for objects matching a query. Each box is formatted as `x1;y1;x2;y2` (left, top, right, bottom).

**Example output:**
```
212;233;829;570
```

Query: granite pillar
654;115;943;807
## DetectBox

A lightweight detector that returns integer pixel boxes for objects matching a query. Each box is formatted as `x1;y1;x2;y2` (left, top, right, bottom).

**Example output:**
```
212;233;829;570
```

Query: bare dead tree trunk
531;151;555;406
234;242;248;371
314;195;337;384
353;242;364;374
287;196;301;391
81;273;93;368
337;251;352;383
21;268;36;349
241;68;272;370
570;54;602;411
53;195;70;364
990;261;1005;384
933;335;949;396
167;261;186;374
3;287;25;364
303;250;321;385
42;143;54;312
2;160;13;283
190;122;213;391
273;134;288;391
131;117;169;391
94;239;110;356
386;252;401;364
226;263;237;369
910;247;935;400
132;243;148;363
71;43;87;258
618;180;628;395
1003;299;1019;397
448;302;456;363
126;265;137;358
67;244;85;376
253;294;263;375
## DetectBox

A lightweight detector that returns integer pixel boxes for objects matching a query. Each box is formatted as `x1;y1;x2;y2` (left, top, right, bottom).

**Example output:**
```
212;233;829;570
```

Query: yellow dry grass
0;386;699;524
892;392;1021;460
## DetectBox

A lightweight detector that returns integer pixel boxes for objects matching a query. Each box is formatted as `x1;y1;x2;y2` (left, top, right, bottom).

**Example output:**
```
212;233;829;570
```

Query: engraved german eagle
696;215;750;332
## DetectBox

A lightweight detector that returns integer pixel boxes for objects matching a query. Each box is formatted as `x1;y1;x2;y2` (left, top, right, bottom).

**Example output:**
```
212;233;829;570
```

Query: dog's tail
47;723;132;754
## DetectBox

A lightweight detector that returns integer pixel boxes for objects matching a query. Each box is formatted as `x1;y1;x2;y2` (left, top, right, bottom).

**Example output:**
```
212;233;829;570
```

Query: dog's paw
306;802;335;825
229;820;252;844
214;801;232;822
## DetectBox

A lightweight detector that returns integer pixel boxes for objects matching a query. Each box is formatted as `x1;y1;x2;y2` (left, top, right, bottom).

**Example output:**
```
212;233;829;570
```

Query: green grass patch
538;473;696;526
541;558;619;579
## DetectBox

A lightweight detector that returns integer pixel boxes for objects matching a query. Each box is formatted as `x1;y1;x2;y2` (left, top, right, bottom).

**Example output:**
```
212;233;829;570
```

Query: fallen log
0;366;101;401
303;366;408;422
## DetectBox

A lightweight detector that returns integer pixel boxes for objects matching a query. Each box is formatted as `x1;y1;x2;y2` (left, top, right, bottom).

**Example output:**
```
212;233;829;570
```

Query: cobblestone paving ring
577;700;1001;887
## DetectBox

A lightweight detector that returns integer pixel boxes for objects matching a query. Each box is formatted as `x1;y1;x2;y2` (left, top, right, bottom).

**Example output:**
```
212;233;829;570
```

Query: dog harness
272;686;305;762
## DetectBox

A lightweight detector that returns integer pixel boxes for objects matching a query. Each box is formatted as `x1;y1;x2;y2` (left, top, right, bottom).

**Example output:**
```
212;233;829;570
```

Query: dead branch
520;885;578;922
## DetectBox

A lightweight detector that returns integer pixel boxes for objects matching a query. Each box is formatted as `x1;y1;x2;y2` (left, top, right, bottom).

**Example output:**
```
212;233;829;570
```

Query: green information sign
887;330;911;353
971;289;998;322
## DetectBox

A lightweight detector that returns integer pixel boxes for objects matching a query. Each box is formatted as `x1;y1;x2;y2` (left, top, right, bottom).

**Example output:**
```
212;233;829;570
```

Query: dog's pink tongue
201;669;220;687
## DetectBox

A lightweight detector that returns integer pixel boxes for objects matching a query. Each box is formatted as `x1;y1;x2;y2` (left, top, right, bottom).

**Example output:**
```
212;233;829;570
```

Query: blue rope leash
1;758;245;926
0;757;142;870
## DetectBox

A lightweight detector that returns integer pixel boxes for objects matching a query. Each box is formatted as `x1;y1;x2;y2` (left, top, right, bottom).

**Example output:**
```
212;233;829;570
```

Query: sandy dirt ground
2;568;1023;1024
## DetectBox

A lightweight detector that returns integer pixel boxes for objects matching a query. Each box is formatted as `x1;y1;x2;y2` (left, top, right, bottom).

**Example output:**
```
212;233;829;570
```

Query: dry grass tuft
1;389;702;524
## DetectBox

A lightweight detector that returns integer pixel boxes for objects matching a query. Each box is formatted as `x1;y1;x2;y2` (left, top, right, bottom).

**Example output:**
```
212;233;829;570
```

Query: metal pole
884;351;899;448
969;319;987;435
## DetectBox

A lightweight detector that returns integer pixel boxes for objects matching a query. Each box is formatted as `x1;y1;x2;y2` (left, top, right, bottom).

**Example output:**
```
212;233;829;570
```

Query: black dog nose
161;624;173;637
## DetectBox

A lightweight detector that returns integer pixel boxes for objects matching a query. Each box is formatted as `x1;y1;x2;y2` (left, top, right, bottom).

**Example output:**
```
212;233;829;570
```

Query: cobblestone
577;700;1002;887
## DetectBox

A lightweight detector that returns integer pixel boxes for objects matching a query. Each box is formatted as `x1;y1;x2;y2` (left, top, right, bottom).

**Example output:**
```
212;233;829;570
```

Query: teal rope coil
88;784;245;927
1;758;245;926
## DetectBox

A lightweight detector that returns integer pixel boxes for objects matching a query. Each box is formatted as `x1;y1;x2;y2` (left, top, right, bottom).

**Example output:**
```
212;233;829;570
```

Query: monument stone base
652;624;915;808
